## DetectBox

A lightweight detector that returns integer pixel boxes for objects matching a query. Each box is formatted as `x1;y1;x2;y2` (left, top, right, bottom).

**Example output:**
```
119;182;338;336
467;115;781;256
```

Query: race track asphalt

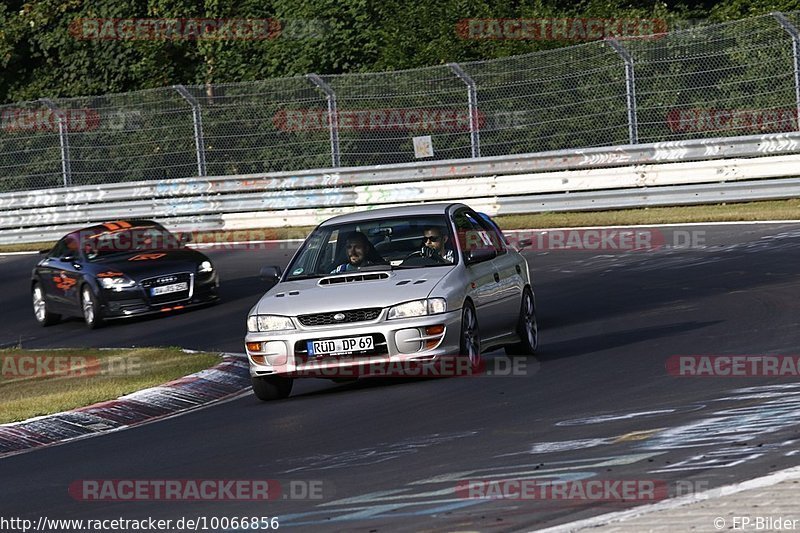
1;223;800;532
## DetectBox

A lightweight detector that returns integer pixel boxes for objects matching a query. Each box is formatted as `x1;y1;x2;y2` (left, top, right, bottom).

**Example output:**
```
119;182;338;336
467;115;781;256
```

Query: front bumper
99;272;219;319
245;308;464;378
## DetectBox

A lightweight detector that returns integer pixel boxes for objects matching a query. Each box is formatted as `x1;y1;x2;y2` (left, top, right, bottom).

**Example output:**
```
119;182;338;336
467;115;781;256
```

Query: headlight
198;260;214;273
387;298;447;320
247;315;295;332
99;276;136;290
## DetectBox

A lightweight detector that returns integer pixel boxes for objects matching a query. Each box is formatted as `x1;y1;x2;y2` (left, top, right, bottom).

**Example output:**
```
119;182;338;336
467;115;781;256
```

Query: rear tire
81;285;104;329
252;376;294;401
32;283;60;326
505;287;538;355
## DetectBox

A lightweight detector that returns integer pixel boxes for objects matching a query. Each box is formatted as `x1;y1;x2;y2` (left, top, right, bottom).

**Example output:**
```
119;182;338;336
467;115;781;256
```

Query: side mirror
517;238;533;250
465;248;497;265
260;265;282;285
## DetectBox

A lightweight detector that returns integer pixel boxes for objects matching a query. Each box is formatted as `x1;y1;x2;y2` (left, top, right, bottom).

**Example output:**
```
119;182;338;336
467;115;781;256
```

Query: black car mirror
517;238;533;250
465;248;497;265
260;265;282;285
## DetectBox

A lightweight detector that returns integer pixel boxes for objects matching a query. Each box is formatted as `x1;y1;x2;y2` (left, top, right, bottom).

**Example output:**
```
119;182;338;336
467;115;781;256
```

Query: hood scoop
397;279;427;285
275;290;300;297
319;272;390;285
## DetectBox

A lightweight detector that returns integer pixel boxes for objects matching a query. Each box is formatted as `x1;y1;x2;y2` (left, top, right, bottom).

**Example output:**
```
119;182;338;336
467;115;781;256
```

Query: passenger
331;231;386;273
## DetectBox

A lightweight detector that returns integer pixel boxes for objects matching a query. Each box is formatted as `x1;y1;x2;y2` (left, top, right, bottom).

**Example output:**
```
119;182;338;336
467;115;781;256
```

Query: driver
421;226;454;263
331;231;385;273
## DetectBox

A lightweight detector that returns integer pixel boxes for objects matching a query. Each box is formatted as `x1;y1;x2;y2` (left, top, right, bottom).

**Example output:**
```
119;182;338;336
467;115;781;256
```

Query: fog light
250;355;266;365
246;342;262;352
263;341;288;366
395;328;423;353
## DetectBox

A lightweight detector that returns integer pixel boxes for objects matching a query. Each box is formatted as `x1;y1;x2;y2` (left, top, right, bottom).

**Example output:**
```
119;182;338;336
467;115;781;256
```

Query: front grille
297;308;381;327
141;272;193;305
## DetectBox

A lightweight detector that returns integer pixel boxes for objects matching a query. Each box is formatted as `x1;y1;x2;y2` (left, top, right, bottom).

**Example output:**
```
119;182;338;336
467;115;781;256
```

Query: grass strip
0;347;220;424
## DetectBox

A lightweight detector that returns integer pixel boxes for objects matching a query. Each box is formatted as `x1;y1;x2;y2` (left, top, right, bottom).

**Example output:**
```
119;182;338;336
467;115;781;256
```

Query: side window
49;238;68;259
288;229;334;276
50;235;79;259
454;210;501;256
477;213;508;255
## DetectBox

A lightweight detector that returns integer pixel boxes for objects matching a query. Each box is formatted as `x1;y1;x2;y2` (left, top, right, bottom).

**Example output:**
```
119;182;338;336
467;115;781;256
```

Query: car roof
71;220;160;238
320;203;465;226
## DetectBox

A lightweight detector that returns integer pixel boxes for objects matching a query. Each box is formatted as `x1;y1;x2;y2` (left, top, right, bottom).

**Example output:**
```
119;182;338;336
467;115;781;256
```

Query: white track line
536;465;800;532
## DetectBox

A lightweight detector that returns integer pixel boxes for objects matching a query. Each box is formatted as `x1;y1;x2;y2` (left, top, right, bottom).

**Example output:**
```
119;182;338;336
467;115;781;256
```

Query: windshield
81;225;181;260
285;215;457;280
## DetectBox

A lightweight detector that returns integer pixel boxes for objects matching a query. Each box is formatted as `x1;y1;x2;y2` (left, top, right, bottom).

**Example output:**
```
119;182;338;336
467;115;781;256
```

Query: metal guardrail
2;131;800;245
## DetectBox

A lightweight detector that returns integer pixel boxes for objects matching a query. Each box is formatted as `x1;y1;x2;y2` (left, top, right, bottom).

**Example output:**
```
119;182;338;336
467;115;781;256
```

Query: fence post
40;99;72;187
173;85;207;177
606;39;639;144
448;63;481;158
773;12;800;131
306;74;340;168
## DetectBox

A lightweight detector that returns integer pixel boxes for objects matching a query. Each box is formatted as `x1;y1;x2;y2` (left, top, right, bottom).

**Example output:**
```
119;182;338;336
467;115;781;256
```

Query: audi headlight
198;260;214;273
247;315;295;332
387;298;446;320
99;276;136;290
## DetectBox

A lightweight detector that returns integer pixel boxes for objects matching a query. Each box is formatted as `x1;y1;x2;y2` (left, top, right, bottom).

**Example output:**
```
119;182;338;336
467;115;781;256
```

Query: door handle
493;272;500;282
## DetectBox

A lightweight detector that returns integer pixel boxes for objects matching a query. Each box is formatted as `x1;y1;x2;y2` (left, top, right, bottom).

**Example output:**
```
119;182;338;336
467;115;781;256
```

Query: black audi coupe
31;220;219;328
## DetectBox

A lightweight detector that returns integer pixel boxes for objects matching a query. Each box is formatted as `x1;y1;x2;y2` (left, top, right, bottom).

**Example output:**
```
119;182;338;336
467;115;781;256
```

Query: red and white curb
0;353;251;459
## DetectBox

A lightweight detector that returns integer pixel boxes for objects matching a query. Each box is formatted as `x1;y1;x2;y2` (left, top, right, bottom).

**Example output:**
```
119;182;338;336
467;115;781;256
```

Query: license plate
308;336;374;357
151;282;188;296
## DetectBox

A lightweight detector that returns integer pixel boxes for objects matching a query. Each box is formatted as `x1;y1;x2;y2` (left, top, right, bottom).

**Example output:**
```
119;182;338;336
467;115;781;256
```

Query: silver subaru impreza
245;203;538;400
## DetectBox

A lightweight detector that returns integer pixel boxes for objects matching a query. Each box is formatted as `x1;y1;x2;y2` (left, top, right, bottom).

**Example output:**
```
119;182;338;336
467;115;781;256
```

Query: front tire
32;283;60;326
81;285;104;329
505;287;538;355
252;376;294;401
459;301;482;372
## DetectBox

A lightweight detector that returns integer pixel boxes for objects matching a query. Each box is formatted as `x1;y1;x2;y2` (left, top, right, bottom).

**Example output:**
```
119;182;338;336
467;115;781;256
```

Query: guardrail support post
448;63;481;158
774;12;800;132
606;39;639;144
307;74;341;168
174;85;207;177
40;99;72;187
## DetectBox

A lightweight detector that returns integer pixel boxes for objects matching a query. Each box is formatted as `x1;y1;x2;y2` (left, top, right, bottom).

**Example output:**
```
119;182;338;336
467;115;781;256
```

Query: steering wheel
402;249;448;265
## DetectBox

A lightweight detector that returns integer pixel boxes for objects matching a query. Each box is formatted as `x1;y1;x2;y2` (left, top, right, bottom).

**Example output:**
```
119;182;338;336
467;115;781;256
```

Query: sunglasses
423;235;441;242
